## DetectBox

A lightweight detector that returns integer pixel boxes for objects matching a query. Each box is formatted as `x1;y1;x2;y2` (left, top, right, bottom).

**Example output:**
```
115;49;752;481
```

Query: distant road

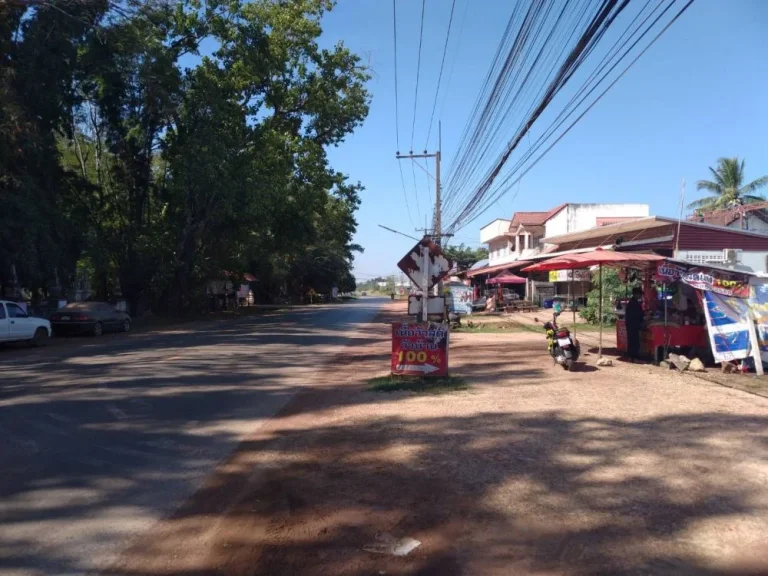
0;298;386;576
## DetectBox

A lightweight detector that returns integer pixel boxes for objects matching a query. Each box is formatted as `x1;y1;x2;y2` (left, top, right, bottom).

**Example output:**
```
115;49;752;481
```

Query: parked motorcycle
535;311;580;371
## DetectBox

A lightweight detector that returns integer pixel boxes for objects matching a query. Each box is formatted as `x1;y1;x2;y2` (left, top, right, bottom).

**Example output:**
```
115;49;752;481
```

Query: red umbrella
487;271;527;285
521;249;663;272
521;249;663;359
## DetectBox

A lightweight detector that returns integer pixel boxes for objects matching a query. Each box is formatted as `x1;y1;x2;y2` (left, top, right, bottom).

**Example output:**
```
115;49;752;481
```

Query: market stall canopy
487;272;527;285
521;249;663;272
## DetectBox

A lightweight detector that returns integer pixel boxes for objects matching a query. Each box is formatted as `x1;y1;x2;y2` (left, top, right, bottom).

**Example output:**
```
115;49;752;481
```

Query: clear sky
317;0;768;281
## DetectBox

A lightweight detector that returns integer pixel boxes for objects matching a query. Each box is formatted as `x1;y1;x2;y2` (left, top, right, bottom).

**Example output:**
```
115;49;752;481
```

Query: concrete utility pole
397;122;449;321
396;122;442;241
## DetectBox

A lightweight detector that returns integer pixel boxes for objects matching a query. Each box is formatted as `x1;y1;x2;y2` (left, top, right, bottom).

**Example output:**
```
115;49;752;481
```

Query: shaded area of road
0;298;386;576
106;327;768;576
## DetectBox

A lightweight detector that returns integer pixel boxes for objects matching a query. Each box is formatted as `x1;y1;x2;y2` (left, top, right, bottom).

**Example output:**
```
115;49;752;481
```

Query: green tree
443;243;489;271
580;268;638;325
687;157;768;212
2;0;369;313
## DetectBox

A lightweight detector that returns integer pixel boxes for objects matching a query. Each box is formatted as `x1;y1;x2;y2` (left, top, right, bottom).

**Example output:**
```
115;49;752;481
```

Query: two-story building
477;203;650;271
470;203;649;303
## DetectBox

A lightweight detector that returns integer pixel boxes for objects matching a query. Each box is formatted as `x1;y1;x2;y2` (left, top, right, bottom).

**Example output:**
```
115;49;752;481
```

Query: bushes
580;268;638;325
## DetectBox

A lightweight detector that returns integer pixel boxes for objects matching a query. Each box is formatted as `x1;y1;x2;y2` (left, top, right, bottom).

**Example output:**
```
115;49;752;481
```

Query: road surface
0;298;386;576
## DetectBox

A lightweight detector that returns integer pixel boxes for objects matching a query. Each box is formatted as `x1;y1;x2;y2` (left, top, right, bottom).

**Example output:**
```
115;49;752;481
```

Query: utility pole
396;122;443;242
397;122;447;320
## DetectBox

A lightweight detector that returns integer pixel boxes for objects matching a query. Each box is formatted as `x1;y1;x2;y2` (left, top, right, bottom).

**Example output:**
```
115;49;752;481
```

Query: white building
480;203;650;268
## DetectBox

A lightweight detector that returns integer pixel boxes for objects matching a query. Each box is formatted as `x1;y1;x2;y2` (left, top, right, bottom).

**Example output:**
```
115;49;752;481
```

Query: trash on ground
363;533;421;556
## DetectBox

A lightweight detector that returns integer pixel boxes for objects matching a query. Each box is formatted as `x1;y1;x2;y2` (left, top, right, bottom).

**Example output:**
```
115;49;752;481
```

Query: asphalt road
0;298;386;576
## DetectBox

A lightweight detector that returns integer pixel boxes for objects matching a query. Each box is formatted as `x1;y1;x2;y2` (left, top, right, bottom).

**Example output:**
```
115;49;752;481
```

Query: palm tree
687;157;768;212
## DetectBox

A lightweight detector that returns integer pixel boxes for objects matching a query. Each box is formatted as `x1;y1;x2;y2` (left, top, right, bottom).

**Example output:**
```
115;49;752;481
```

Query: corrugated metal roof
465;260;531;278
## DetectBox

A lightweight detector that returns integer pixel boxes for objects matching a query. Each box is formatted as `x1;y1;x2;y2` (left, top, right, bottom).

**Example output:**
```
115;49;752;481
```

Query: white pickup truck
0;300;51;346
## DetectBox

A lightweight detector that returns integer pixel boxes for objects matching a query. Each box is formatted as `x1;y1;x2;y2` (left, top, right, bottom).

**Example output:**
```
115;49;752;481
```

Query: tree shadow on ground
106;408;768;576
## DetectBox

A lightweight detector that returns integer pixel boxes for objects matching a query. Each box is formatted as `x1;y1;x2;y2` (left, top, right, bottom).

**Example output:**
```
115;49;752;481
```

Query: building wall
727;217;768;233
544;204;649;239
487;238;516;266
676;223;768;251
675;249;768;273
480;219;511;244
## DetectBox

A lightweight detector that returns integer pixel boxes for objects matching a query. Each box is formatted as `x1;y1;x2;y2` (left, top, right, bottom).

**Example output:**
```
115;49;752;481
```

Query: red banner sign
391;323;449;377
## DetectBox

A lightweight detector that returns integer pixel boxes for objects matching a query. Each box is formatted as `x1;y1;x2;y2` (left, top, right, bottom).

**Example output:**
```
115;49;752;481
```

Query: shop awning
521;249;663;272
465;260;531;278
487;272;527;285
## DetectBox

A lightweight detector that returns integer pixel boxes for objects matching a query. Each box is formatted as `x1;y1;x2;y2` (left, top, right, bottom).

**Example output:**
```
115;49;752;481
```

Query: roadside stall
614;261;710;363
647;259;758;370
486;271;526;311
522;250;664;358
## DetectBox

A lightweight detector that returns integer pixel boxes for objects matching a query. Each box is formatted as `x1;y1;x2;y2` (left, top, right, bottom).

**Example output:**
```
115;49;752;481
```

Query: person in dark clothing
625;286;645;362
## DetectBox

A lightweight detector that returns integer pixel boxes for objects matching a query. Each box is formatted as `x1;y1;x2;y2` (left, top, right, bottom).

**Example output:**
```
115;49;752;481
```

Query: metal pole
422;243;429;323
598;263;603;358
571;272;576;340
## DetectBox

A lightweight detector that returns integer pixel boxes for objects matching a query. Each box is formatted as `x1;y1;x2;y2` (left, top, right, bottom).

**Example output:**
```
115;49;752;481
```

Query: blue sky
317;0;768;280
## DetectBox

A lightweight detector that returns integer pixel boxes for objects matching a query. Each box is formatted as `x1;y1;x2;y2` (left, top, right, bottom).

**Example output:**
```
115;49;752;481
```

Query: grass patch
369;374;470;394
453;323;527;333
453;320;602;334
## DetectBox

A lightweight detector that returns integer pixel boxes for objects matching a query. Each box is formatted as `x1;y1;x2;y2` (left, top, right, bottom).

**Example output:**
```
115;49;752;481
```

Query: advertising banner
448;284;474;315
703;291;751;363
391;323;449;377
748;280;768;364
655;261;749;298
547;269;591;282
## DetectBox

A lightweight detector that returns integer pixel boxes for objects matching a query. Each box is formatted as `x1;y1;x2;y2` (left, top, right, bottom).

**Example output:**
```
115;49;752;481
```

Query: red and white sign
397;238;453;291
391;322;449;377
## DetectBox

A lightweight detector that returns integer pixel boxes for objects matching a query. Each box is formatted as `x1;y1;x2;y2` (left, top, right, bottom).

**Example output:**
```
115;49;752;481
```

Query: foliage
687;157;768;212
1;0;370;314
443;243;489;271
580;268;638;325
369;375;469;394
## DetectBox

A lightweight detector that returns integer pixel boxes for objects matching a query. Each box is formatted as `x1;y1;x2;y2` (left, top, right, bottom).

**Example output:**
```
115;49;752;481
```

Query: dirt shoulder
108;303;768;576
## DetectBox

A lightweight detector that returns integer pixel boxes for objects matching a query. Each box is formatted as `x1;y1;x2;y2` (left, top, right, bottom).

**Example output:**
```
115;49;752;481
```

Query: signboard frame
391;322;449;377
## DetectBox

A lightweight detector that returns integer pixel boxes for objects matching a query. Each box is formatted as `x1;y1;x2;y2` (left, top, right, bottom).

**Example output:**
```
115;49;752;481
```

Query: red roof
510;203;567;229
487;272;527;285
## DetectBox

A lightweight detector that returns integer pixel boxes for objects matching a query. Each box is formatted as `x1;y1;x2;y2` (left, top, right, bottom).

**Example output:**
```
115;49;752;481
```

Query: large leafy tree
687;157;768;212
443;243;489;271
2;0;369;313
0;1;106;300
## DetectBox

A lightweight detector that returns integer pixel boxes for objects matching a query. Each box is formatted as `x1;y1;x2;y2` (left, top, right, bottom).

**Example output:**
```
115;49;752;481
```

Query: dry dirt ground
108;302;768;576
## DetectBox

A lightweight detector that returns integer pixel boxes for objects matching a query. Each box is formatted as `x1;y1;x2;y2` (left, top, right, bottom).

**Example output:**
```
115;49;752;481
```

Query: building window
683;253;724;264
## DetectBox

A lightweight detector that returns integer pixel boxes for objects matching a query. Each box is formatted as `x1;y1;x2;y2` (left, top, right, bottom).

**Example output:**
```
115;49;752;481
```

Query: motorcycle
535;311;580;371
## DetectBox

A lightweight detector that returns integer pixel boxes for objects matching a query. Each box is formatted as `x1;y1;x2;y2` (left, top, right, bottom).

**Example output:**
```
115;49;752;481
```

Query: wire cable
392;0;401;152
410;0;426;152
425;0;456;150
450;0;696;232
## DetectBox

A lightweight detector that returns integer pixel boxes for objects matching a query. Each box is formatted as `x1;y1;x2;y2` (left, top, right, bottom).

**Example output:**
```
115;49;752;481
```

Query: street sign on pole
397;238;453;292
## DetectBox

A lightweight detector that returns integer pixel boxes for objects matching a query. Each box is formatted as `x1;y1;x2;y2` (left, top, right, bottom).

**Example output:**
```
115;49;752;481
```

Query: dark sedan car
50;302;131;336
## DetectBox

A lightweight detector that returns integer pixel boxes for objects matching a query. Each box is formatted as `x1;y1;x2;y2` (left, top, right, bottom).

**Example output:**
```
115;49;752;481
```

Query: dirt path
109;303;768;575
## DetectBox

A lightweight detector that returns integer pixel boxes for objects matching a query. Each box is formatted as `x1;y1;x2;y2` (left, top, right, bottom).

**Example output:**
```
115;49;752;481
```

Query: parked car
50;302;131;336
0;300;51;346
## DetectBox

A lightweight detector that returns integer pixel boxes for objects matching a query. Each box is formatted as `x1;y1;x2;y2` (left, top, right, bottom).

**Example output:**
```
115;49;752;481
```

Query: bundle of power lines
439;0;695;234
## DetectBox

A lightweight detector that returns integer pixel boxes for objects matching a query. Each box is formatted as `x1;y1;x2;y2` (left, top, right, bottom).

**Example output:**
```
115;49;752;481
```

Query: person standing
625;286;644;362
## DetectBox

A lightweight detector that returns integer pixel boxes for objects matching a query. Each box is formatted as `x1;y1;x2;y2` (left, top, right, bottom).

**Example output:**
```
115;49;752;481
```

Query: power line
425;0;456;150
398;161;415;228
437;0;470;122
451;0;697;232
410;0;426;152
442;0;696;233
392;0;401;152
410;157;423;226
